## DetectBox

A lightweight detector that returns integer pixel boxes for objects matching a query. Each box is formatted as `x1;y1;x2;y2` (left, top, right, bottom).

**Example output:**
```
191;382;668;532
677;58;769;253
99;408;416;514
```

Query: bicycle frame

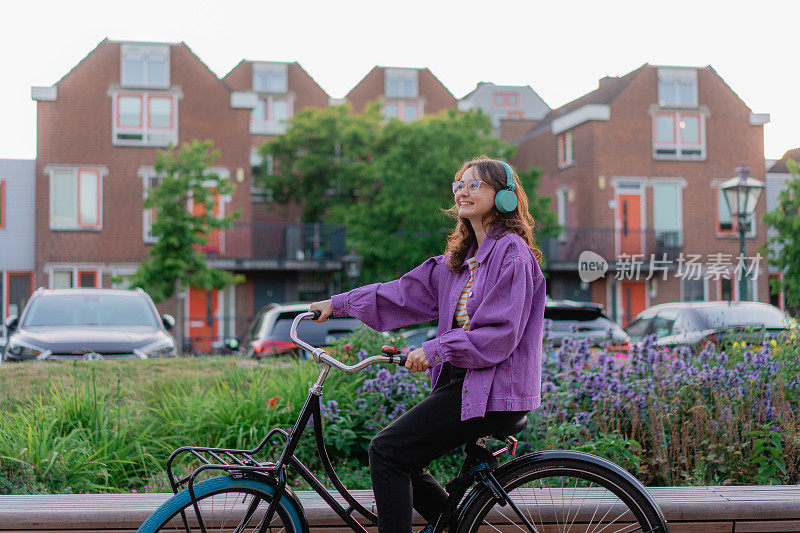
163;312;509;533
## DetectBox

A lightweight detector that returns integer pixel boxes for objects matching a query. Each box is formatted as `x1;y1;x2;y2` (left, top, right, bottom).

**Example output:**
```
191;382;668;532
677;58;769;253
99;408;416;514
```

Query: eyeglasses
452;178;486;195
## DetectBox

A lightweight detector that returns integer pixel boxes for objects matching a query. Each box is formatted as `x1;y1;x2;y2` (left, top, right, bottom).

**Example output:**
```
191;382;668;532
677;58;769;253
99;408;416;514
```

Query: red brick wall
345;67;383;114
346;66;456;116
35;40;251;288
513;65;769;304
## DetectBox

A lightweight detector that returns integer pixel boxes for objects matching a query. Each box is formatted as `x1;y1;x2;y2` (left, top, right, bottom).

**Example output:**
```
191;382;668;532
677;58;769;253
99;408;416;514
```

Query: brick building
512;64;771;326
31;40;342;350
346;66;457;121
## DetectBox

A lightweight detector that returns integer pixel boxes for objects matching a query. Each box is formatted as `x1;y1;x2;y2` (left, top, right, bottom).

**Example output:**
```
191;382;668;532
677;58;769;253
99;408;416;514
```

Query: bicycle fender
137;475;310;533
455;450;668;532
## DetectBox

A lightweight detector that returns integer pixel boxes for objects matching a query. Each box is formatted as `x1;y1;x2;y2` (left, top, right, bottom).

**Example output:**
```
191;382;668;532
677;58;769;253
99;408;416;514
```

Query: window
121;44;170;88
653;182;682;246
251;95;294;134
253;63;288;93
50;168;102;230
383;100;423;122
142;171;162;242
556;187;568;242
0;180;4;229
113;92;178;146
493;91;519;106
5;272;33;316
716;184;754;236
385;69;418;98
657;68;697;107
682;277;706;302
50;268;101;289
557;131;574;168
652;111;705;160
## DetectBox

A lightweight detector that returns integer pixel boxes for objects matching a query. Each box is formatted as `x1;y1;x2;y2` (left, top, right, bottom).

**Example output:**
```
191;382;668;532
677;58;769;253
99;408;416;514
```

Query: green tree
762;158;800;316
127;140;243;353
261;106;558;283
259;104;382;223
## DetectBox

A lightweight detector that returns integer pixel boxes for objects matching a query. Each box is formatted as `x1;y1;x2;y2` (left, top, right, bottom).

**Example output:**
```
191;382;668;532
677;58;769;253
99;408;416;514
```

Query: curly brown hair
444;155;542;272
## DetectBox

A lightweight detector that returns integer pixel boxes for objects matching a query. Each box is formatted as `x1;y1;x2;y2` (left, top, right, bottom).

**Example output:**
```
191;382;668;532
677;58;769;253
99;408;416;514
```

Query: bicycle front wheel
138;475;307;533
456;455;667;533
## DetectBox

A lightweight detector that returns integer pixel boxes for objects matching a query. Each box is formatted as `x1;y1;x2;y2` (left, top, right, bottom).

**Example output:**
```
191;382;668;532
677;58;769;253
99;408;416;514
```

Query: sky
3;0;798;162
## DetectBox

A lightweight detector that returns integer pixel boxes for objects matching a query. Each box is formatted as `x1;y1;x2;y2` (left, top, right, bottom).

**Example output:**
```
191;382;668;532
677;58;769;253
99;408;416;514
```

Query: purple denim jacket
331;229;546;420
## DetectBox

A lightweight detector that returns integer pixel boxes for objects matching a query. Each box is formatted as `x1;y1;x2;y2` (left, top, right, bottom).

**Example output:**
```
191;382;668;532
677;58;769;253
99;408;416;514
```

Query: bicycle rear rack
166;427;291;494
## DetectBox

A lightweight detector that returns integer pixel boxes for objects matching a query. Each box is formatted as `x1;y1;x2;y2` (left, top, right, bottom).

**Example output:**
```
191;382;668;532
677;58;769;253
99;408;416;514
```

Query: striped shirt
454;257;478;330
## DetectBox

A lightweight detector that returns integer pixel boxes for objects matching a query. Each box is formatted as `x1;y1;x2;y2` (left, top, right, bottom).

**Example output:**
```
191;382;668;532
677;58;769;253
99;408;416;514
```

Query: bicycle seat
489;413;528;439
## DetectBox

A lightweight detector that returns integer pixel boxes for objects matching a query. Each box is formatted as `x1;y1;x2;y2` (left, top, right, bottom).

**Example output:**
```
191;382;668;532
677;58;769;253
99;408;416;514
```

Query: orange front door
188;287;219;353
191;193;222;254
617;194;642;256
620;281;647;327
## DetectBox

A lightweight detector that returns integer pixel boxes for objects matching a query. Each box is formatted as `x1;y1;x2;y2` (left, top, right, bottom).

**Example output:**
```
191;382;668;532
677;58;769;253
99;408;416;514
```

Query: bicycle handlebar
290;311;408;372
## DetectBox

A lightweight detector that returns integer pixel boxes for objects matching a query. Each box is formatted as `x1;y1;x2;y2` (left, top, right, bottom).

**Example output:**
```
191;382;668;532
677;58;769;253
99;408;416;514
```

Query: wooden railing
1;486;799;532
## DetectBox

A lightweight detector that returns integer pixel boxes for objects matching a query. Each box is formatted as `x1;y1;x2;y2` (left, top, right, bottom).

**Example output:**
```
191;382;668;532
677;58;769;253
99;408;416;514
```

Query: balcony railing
201;222;347;262
539;227;681;269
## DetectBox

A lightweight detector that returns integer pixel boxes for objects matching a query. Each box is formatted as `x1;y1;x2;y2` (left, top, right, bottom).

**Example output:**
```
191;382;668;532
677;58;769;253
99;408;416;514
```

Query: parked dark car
543;298;630;350
241;302;367;358
399;299;630;351
624;301;792;350
2;288;176;362
400;325;438;349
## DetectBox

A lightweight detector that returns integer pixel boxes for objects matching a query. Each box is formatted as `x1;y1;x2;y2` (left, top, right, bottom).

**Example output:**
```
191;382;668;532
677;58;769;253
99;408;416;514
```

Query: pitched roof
768;148;800;174
513;64;648;144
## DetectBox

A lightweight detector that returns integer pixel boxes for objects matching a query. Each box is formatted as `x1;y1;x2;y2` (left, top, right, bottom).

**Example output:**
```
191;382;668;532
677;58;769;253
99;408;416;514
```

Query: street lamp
342;249;363;290
720;163;764;301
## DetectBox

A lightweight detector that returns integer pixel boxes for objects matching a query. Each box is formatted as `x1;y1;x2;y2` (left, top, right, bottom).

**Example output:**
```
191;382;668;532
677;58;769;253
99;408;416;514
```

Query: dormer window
385;69;418;98
657;68;697;108
121;44;169;88
253;63;288;93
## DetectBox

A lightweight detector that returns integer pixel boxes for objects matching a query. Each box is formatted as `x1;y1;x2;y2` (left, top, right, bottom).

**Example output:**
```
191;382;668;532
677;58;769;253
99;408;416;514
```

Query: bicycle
138;311;670;533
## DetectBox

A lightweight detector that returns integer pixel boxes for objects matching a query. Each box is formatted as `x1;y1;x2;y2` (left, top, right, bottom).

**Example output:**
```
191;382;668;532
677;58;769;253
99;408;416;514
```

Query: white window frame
121;44;170;89
652;180;684;247
383;99;424;122
556;187;568;242
112;266;138;289
557;131;575;168
384;68;418;98
250;94;294;135
47;265;103;289
47;166;105;231
657;68;698;108
113;91;179;147
252;62;288;93
652;110;706;160
140;168;163;243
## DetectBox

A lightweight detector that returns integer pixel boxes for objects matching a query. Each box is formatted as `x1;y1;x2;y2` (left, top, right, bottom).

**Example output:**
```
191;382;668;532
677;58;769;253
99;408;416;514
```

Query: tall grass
2;323;799;494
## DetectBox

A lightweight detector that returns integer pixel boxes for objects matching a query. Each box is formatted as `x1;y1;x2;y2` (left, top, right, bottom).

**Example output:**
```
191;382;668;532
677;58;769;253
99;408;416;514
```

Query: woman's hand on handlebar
309;300;333;322
405;347;430;373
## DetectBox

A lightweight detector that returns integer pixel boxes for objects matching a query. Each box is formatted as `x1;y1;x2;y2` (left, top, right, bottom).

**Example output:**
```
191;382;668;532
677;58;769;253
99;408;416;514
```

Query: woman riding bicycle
310;156;546;533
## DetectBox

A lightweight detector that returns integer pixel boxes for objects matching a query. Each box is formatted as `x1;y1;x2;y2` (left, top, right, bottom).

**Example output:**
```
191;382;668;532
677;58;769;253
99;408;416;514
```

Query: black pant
368;378;528;533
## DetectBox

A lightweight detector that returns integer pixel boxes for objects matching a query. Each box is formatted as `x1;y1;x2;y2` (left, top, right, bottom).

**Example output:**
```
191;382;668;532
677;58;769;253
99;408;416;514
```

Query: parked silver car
624;301;792;350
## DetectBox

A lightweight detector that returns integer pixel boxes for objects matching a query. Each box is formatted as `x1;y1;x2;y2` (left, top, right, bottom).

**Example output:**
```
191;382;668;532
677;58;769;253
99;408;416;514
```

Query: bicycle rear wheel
455;455;668;533
138;475;307;533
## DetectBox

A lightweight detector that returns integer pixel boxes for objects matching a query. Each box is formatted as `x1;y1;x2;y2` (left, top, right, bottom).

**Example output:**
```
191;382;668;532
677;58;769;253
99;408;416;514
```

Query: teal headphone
495;160;518;213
